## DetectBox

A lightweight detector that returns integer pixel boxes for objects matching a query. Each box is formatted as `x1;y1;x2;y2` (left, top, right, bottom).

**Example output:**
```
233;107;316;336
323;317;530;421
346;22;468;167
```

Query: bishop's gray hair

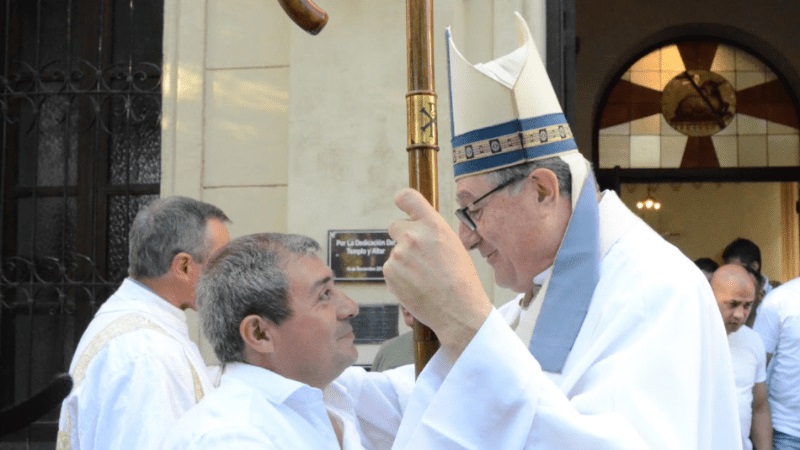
128;196;229;278
197;233;320;364
485;156;573;198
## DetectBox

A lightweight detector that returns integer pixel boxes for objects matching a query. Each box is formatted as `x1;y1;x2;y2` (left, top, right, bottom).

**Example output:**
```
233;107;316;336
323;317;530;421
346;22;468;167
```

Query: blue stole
528;174;600;373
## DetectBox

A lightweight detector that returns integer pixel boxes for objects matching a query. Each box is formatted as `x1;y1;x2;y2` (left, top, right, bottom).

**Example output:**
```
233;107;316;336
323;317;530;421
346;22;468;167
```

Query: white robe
57;279;214;450
161;362;414;449
393;191;742;449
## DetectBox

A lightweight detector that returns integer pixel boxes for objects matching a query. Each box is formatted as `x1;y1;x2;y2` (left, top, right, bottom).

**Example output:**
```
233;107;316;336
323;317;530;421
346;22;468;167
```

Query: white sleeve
753;332;768;383
392;300;740;450
331;365;414;449
391;309;647;450
753;300;780;354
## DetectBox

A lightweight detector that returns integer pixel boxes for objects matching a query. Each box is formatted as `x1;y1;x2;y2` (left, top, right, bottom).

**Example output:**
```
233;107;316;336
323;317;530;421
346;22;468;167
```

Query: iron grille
0;0;162;444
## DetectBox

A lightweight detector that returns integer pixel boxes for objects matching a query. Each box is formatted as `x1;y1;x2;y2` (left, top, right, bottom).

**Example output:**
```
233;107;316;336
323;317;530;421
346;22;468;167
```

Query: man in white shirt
754;276;800;449
57;196;231;449
163;233;412;449
381;12;741;449
711;264;772;450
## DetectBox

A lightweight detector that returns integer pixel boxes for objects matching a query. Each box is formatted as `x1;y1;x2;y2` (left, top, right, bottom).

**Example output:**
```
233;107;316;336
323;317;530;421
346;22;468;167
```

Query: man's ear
529;168;560;204
170;252;193;279
240;314;274;355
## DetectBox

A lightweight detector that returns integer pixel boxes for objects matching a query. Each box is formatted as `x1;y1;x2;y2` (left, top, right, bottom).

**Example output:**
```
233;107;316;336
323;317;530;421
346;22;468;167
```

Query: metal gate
0;0;162;444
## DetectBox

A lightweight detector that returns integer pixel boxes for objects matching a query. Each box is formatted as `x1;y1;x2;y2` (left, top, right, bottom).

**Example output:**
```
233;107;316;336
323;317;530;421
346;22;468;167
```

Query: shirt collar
220;362;321;405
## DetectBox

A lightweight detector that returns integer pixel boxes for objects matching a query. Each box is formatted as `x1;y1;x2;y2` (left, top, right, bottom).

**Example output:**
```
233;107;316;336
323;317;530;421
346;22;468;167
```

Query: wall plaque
328;229;395;281
351;304;399;344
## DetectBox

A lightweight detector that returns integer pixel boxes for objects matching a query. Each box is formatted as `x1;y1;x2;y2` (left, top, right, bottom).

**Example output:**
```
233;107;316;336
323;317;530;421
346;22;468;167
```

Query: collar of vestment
519;187;636;374
526;161;600;374
96;278;189;336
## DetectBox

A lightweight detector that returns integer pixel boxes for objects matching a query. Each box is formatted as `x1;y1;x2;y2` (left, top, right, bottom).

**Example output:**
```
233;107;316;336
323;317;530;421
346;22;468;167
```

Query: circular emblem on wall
661;70;737;137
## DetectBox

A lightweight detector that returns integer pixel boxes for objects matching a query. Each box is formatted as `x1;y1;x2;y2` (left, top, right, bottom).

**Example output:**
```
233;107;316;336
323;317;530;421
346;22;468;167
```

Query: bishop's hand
383;188;492;359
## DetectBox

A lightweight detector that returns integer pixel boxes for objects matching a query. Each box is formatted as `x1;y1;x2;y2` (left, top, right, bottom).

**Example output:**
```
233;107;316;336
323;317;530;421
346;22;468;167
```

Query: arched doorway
594;37;800;283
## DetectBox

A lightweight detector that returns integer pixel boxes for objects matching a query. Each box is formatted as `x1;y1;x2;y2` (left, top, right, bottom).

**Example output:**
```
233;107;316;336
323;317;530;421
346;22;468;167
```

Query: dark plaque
351;304;399;344
328;230;396;281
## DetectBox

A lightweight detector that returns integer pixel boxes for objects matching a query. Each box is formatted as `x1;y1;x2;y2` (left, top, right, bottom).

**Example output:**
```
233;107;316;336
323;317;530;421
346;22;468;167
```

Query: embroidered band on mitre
446;12;600;374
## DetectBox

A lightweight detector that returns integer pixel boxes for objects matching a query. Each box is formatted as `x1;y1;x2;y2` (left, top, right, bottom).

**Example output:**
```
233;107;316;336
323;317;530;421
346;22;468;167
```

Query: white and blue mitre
446;12;600;373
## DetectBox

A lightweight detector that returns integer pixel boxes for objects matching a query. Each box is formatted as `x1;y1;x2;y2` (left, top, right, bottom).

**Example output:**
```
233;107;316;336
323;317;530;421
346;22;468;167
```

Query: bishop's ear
529;167;561;204
240;314;274;354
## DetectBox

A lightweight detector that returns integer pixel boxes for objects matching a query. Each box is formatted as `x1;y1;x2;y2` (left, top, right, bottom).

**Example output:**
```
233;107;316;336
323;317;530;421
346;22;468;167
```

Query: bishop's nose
458;221;479;250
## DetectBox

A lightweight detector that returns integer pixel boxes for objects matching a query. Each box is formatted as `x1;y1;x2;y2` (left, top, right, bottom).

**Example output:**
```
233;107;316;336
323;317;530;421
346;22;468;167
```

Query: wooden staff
406;0;441;375
276;0;441;374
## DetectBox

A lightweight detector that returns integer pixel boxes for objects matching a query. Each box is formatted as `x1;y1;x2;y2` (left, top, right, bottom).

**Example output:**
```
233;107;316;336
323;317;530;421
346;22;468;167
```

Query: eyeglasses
455;176;525;232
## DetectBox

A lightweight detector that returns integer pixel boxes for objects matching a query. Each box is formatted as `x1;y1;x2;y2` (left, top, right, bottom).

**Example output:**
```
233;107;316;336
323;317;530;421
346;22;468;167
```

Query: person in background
371;305;415;372
163;233;413;449
743;265;767;328
382;12;741;449
753;276;800;450
695;257;720;282
58;196;231;450
724;237;773;295
711;264;772;450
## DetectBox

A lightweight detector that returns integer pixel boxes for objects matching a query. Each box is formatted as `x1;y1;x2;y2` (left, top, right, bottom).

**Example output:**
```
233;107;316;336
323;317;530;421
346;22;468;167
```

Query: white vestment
162;362;414;449
57;279;214;450
392;190;741;449
728;326;767;450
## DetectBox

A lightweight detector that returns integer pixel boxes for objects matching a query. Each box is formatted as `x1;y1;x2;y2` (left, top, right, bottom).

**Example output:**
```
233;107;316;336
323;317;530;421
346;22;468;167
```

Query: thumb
394;188;436;222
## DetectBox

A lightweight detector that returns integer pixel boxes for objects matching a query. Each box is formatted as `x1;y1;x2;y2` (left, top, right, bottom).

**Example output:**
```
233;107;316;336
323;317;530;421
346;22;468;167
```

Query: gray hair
128;196;229;278
197;233;320;363
485;156;573;197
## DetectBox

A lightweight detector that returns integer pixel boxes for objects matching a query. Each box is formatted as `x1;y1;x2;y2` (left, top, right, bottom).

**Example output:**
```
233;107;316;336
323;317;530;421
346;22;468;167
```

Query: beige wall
619;182;791;285
162;0;546;363
163;0;290;238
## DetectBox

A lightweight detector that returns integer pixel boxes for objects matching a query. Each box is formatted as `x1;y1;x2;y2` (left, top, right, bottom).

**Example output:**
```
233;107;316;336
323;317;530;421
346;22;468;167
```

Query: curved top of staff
276;0;328;35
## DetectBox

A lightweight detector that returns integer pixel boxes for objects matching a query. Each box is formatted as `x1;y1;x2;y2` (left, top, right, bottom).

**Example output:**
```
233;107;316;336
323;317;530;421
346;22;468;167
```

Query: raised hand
383;188;492;358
